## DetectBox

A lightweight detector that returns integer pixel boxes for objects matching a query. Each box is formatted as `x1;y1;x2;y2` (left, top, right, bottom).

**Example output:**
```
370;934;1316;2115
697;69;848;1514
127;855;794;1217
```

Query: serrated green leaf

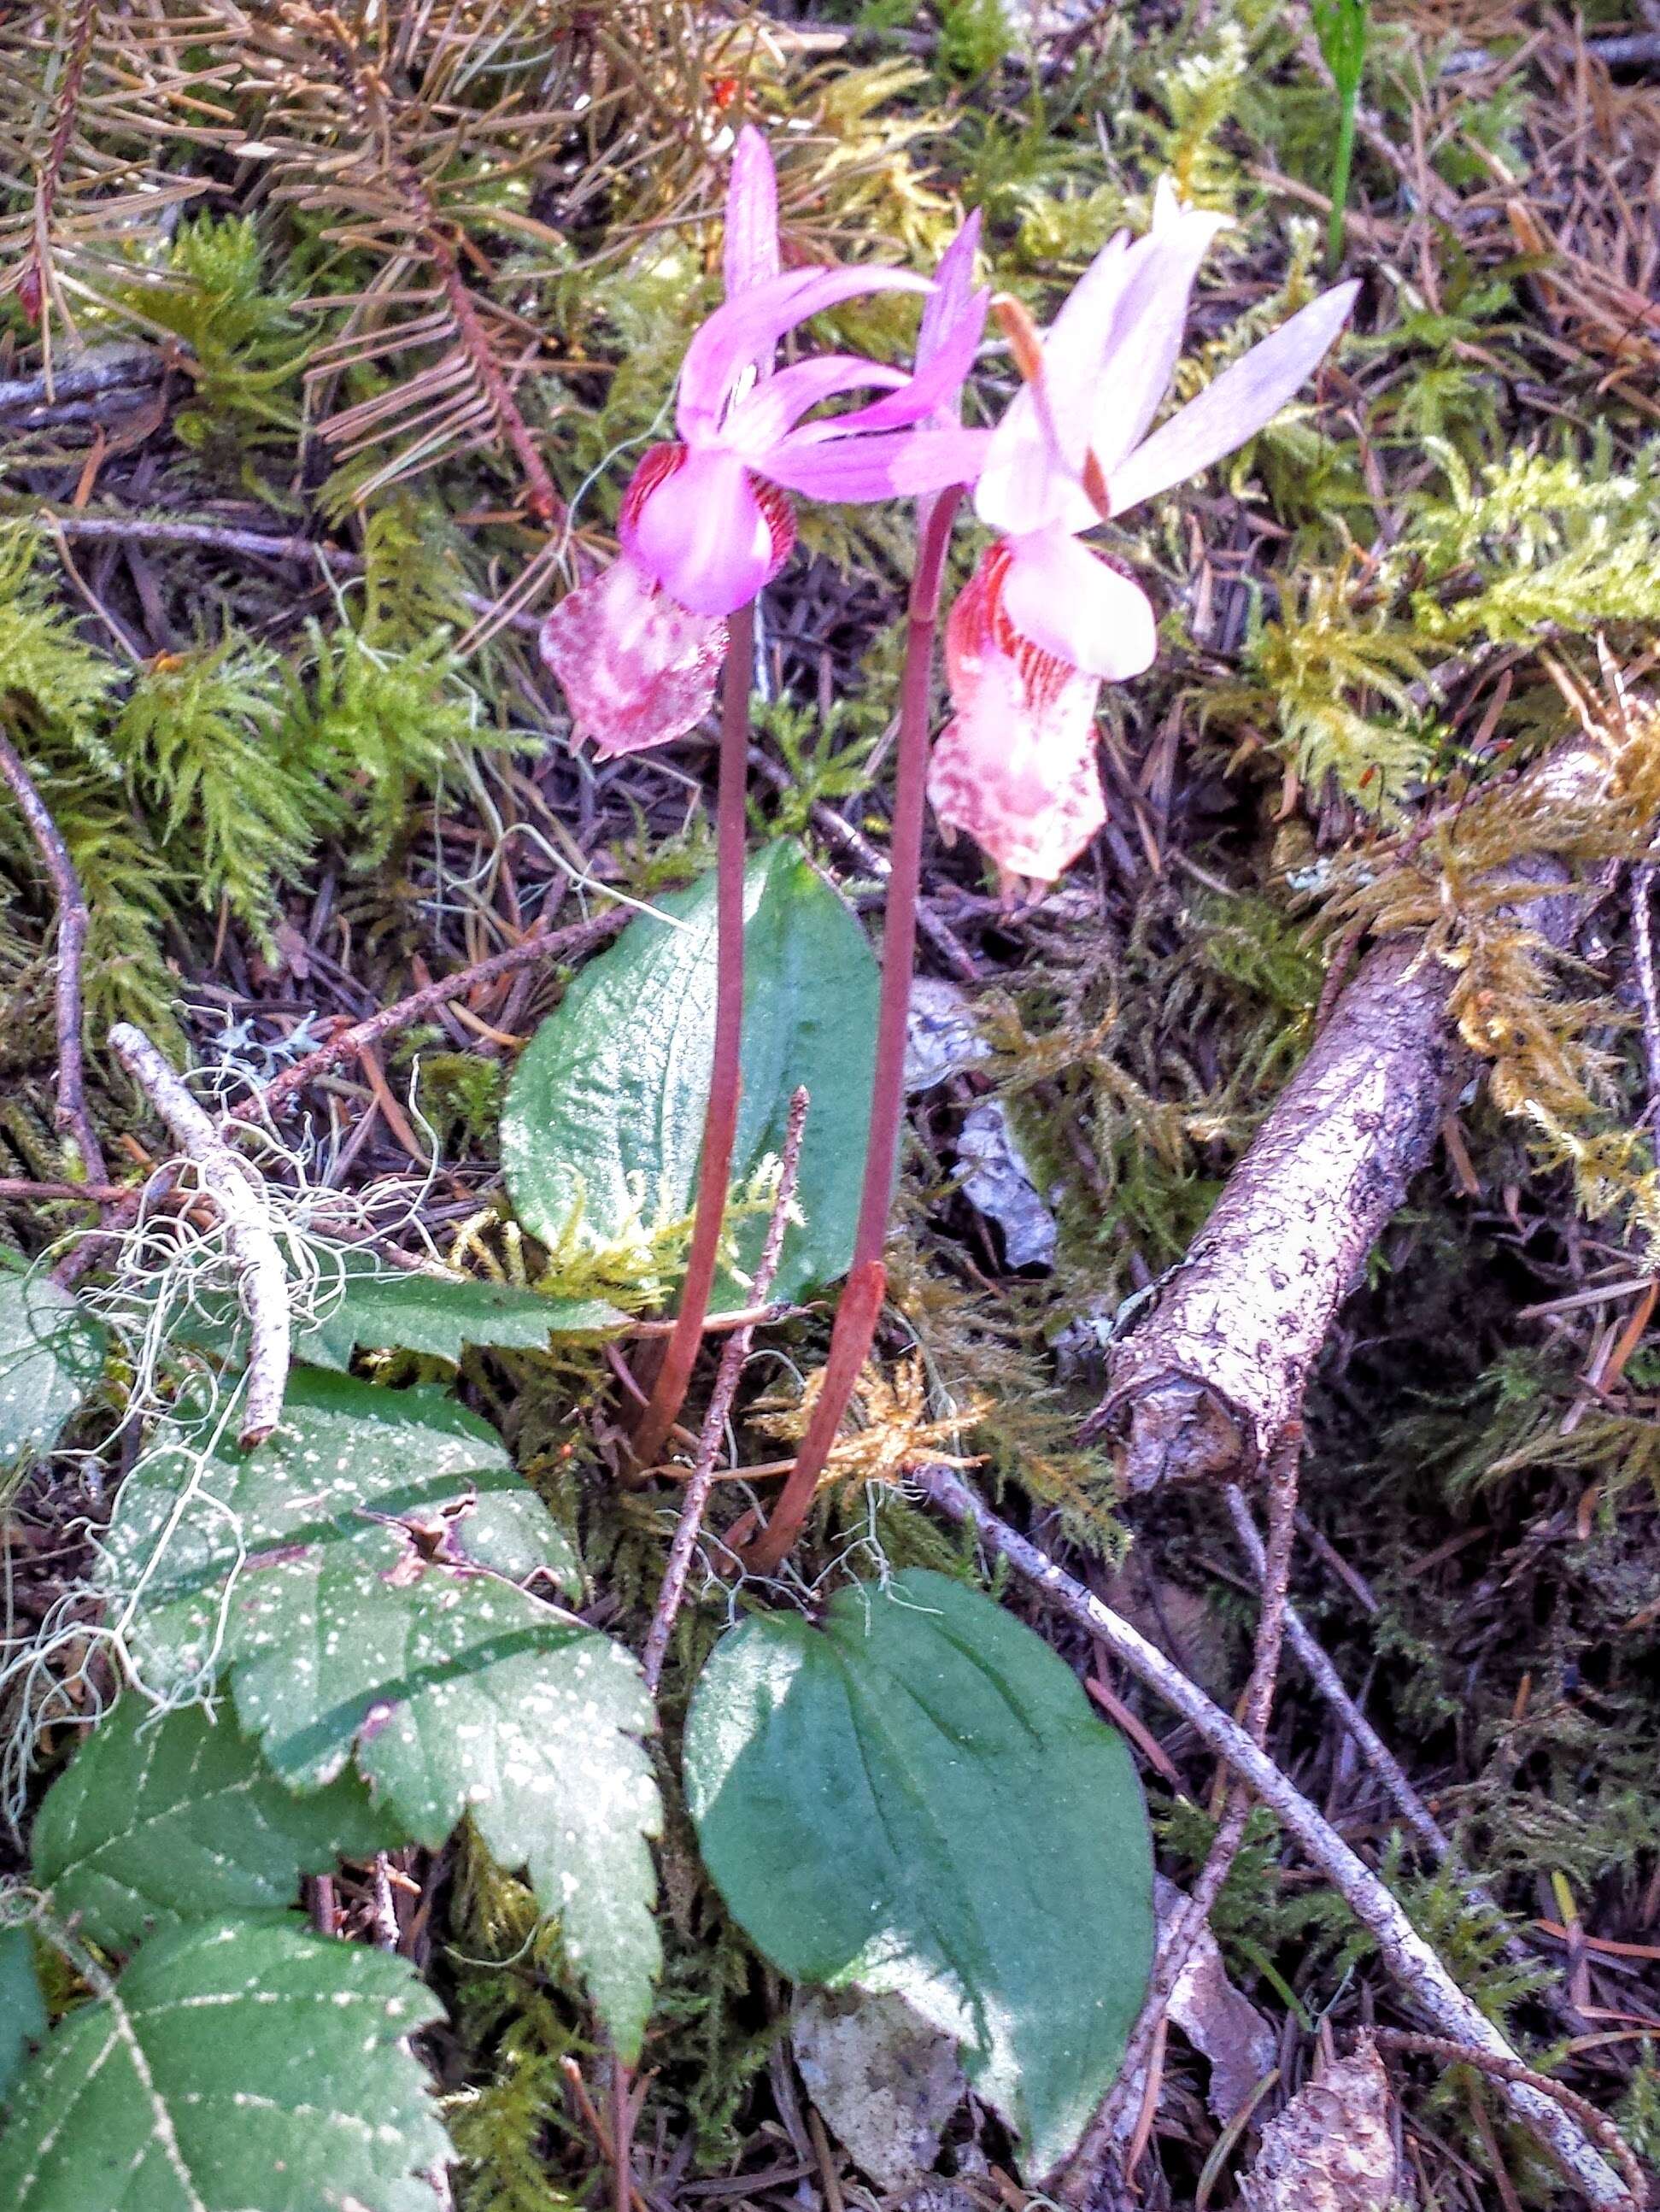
0;1269;105;1473
502;839;877;1304
32;1699;398;1954
293;1251;626;1371
683;1570;1156;2177
97;1372;661;2057
0;1914;448;2211
0;1926;45;2113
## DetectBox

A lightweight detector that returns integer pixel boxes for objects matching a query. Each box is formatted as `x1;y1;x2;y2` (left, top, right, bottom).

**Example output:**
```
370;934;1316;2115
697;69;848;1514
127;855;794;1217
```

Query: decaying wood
1089;835;1593;1495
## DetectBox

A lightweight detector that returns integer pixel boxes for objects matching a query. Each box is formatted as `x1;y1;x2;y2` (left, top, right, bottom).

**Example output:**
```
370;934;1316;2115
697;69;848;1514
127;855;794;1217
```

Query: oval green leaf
684;1569;1156;2177
502;839;877;1304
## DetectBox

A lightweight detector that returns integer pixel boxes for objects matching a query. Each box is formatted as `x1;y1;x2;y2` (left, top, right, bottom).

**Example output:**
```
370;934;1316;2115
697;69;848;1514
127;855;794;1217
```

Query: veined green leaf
293;1250;625;1371
0;1268;105;1474
0;1926;45;2114
32;1699;396;1953
0;1915;448;2212
684;1570;1156;2176
97;1371;662;2057
502;839;878;1304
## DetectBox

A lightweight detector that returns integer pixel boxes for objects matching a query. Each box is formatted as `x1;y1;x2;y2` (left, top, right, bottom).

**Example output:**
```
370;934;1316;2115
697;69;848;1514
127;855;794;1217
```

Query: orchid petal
724;125;779;298
1089;202;1230;474
1108;279;1360;517
541;554;725;758
677;267;931;443
975;232;1140;536
721;354;911;455
628;446;787;615
917;209;982;371
1000;527;1158;680
820;280;988;437
762;425;992;502
928;573;1106;884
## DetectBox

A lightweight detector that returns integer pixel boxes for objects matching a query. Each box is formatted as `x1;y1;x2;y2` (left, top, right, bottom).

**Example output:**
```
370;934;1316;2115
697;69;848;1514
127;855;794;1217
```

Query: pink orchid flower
928;184;1361;891
543;127;988;759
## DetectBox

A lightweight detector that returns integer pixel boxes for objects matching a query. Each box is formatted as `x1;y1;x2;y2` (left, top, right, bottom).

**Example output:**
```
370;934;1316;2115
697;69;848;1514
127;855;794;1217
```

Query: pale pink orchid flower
928;184;1361;890
543;126;988;759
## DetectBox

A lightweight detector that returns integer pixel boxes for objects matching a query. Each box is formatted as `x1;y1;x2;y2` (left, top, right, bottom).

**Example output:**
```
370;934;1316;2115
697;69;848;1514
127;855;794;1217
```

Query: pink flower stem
739;489;962;1575
633;601;755;1466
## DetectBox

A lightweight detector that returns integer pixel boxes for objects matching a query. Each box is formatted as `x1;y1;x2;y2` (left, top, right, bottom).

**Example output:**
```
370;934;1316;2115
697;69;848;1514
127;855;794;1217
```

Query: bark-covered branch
1088;843;1590;1495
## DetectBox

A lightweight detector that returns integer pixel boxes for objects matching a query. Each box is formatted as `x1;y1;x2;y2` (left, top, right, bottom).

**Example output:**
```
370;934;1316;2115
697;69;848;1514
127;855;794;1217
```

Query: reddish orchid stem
633;601;755;1464
740;489;962;1576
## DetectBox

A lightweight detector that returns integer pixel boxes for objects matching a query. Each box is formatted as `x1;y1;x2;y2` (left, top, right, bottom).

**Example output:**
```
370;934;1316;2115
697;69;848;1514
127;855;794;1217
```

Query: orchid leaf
684;1570;1156;2176
502;839;877;1303
293;1250;626;1370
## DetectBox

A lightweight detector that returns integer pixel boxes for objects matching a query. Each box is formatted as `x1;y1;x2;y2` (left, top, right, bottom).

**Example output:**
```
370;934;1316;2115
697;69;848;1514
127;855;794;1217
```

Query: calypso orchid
927;184;1361;891
542;126;988;758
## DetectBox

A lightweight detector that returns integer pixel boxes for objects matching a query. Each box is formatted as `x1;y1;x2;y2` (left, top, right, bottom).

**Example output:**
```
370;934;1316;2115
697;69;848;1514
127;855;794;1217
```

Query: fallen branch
1090;825;1595;1493
917;1464;1634;2209
1372;2033;1650;2209
108;1024;290;1447
0;730;109;1187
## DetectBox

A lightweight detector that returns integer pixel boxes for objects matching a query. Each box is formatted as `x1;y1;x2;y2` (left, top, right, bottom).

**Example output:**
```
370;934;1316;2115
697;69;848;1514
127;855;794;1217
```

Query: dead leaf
792;1987;966;2192
1240;2036;1400;2211
1157;1876;1277;2121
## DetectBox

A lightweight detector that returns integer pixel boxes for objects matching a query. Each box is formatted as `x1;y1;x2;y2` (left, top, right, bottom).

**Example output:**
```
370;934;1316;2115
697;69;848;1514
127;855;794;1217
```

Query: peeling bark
1089;854;1587;1495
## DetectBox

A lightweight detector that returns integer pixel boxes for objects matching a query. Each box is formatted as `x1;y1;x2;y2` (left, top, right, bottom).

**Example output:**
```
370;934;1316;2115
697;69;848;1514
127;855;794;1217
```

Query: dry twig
917;1464;1634;2209
642;1087;808;1693
0;730;108;1186
108;1024;290;1446
251;908;625;1116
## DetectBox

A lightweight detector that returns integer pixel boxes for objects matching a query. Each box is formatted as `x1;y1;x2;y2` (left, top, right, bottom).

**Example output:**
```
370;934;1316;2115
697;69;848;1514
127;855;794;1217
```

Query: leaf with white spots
32;1699;398;1954
0;1926;45;2113
0;1913;448;2212
98;1372;662;2057
0;1267;105;1474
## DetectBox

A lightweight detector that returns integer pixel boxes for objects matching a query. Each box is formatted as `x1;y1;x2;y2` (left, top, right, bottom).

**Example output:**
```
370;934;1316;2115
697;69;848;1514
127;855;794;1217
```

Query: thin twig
1074;1446;1300;2188
916;1464;1633;2209
642;1088;807;1694
1372;2033;1649;2209
560;2057;654;2212
0;731;108;1185
43;509;364;572
0;1178;126;1203
250;908;625;1115
635;601;755;1464
108;1024;290;1446
1629;860;1660;1136
1223;1485;1450;1862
